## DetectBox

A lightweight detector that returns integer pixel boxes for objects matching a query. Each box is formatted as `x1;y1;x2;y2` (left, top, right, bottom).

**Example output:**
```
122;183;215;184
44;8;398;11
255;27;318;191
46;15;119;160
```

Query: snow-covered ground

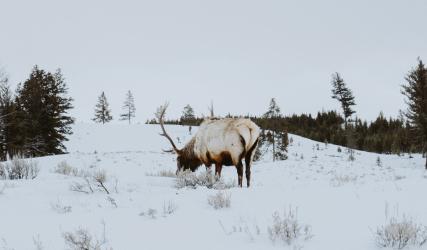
1;123;427;250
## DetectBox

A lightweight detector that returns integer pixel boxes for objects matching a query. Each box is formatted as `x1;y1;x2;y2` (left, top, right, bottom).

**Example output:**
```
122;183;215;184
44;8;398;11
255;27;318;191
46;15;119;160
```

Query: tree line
1;58;425;167
157;59;427;168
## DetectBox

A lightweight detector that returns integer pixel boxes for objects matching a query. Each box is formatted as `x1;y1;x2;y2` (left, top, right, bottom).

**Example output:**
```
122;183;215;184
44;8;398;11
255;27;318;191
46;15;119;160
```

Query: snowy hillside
1;123;427;250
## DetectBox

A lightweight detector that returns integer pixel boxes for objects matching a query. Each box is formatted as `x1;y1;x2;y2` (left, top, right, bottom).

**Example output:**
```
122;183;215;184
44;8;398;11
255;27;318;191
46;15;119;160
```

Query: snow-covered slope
1;123;426;250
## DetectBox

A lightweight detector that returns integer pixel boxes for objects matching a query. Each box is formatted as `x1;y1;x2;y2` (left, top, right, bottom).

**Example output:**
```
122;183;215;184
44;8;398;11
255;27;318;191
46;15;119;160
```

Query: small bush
51;199;72;214
93;169;110;194
146;169;176;178
0;184;6;195
63;226;108;250
175;169;236;189
33;235;44;250
70;170;112;194
139;208;158;219
267;207;313;245
162;200;178;216
348;149;356;161
208;191;231;209
375;215;427;249
0;157;39;180
330;174;358;187
55;161;79;176
376;157;382;167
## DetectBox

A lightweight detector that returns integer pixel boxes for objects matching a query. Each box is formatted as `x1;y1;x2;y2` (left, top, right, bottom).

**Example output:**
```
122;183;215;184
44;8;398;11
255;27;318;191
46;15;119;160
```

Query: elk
158;104;260;187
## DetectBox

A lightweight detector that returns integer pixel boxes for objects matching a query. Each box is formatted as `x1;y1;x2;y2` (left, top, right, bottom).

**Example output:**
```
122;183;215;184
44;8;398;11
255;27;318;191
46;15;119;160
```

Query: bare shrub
219;219;261;241
348;149;356;161
33;235;44;250
139;208;158;219
267;207;313;245
162;200;178;216
208;191;231;209
63;222;109;250
0;157;39;180
175;169;236;189
0;165;5;180
0;184;5;195
330;174;358;187
106;196;117;208
93;170;109;194
70;180;93;194
51;199;72;214
394;175;406;181
376;156;382;167
146;170;176;178
54;161;79;176
70;170;112;194
375;215;427;249
175;170;212;189
1;238;15;250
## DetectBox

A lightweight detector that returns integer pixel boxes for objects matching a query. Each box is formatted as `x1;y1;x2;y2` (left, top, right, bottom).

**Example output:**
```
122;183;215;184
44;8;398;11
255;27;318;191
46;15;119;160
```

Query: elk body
159;106;260;187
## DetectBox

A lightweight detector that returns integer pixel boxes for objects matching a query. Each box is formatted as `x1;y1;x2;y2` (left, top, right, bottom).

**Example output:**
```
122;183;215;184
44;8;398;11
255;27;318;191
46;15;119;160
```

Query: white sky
1;0;426;123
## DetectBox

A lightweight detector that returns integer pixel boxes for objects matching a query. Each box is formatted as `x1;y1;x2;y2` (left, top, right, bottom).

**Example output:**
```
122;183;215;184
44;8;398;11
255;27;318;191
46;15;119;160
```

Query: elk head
158;104;202;174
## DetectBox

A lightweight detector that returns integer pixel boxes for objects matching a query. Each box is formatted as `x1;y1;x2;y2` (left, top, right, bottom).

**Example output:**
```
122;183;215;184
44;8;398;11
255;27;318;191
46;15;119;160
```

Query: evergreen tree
263;98;282;161
14;66;74;156
264;98;281;119
331;73;356;127
180;104;196;125
208;101;215;118
119;90;136;124
0;70;16;160
93;92;113;124
253;130;266;161
402;58;427;168
274;130;289;160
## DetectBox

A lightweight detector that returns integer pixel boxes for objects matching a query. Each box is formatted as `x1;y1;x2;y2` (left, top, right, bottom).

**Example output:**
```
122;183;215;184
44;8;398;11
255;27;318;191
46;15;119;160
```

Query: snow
1;123;427;250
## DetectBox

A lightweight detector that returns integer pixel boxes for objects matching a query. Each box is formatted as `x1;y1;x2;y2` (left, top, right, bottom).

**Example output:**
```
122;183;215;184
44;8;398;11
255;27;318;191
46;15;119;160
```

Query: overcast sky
1;0;426;123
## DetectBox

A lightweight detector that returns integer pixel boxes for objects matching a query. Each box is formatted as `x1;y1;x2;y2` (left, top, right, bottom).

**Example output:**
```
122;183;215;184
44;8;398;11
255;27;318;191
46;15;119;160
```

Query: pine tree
263;98;282;161
274;131;289;160
119;90;136;124
331;73;356;127
264;98;281;119
14;66;74;156
0;70;15;160
208;101;214;118
180;104;195;125
402;58;427;169
93;92;113;124
253;130;266;161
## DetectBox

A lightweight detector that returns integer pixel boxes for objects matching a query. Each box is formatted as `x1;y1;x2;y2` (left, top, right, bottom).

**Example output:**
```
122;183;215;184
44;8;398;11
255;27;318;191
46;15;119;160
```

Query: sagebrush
267;207;313;245
0;157;39;180
208;191;231;209
375;215;427;249
175;169;236;189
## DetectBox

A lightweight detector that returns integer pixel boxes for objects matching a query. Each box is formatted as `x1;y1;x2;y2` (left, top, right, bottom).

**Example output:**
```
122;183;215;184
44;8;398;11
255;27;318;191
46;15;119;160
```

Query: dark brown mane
178;138;202;171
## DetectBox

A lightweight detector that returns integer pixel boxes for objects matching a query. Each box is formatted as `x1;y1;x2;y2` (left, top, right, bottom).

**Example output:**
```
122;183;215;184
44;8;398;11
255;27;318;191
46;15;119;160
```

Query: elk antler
157;103;180;153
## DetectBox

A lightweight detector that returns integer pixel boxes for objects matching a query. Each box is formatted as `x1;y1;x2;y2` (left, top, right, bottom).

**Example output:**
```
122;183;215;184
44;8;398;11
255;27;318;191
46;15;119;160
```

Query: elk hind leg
244;156;251;187
244;139;258;187
215;163;223;180
236;161;243;187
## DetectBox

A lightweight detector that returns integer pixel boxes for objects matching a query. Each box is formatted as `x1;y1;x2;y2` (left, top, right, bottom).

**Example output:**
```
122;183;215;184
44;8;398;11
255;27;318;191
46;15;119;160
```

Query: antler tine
158;103;180;153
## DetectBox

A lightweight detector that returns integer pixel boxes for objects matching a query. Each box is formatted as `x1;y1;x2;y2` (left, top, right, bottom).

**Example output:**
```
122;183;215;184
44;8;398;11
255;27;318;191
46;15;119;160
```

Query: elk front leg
236;161;243;187
215;163;223;180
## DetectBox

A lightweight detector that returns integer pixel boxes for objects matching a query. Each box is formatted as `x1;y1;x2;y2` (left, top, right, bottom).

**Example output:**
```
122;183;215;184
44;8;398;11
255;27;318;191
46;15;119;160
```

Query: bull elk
158;104;260;187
